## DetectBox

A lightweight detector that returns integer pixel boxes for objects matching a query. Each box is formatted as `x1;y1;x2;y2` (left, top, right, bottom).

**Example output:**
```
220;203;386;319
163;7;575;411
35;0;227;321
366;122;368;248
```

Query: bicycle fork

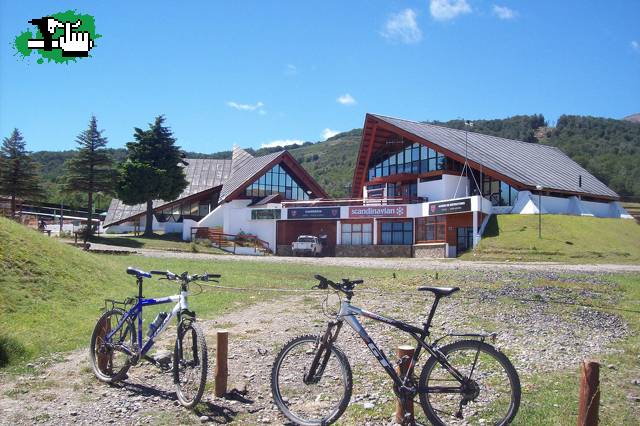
303;320;343;384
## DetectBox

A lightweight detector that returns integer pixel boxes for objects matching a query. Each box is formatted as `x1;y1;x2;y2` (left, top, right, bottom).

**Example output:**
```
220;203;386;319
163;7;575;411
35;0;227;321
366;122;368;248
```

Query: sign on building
348;205;407;218
251;209;281;220
287;207;341;219
429;198;471;215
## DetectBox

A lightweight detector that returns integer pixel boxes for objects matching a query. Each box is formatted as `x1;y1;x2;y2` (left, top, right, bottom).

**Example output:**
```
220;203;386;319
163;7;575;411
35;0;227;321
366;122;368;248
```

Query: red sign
348;205;407;218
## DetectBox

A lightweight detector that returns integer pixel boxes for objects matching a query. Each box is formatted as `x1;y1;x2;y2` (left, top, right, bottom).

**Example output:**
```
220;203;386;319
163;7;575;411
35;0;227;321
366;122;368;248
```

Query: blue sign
287;207;340;219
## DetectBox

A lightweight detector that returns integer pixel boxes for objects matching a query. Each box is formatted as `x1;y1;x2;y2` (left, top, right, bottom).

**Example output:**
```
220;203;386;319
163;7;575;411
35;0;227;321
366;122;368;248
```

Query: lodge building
104;113;632;257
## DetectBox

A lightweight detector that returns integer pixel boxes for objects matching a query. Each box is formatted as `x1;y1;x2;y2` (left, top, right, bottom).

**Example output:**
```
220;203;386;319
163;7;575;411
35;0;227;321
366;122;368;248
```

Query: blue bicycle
89;267;220;408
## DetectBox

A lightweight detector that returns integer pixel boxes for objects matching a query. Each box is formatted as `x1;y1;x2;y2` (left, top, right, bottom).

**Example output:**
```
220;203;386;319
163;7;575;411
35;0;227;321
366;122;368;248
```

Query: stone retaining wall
335;245;413;258
413;243;447;258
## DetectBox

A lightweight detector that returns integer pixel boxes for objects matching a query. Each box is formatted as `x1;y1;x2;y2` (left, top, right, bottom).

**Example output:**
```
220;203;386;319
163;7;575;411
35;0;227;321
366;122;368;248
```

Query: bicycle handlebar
149;270;221;282
313;274;362;294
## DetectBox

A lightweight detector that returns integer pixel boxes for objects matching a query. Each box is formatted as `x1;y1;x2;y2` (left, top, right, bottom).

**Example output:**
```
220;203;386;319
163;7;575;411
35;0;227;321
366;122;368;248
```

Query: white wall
190;200;281;249
417;174;469;202
510;190;630;218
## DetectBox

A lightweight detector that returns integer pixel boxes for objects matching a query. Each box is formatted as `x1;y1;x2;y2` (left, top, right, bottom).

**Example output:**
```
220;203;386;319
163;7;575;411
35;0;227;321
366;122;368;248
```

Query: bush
0;335;29;368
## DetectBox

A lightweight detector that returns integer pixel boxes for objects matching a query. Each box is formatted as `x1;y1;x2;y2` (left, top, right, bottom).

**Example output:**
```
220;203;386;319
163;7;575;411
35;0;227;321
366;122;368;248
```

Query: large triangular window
244;164;311;200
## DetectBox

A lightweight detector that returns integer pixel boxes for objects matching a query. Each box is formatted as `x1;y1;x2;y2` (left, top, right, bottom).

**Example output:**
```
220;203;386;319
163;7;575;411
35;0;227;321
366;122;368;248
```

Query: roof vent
578;175;582;188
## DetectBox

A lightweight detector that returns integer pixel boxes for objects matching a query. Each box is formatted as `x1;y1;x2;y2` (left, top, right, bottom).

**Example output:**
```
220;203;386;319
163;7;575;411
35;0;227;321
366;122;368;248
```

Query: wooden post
215;330;229;397
96;317;112;374
577;360;600;426
395;345;415;425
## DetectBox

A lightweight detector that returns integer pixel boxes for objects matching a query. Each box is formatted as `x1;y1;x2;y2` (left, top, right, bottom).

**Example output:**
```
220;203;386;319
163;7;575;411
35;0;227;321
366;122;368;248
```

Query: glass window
416;216;445;242
341;222;373;246
244;164;312;200
379;220;413;245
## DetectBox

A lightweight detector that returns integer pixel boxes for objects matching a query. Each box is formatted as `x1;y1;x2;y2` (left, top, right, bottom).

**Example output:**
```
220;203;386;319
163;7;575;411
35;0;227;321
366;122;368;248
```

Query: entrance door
456;227;474;253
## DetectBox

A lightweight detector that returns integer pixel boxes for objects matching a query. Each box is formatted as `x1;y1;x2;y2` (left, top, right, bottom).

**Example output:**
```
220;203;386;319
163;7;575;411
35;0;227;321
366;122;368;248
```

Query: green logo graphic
13;10;101;64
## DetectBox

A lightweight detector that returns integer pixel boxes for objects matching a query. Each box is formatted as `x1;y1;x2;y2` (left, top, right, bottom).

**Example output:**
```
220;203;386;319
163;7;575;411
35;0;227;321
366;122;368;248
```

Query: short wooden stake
395;345;415;425
215;330;229;397
577;360;600;426
96;317;112;374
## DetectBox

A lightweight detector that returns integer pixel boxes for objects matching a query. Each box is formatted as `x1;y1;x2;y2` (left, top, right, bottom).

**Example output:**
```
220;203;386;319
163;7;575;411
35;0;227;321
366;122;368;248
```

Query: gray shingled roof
371;114;618;199
104;158;233;226
219;149;283;201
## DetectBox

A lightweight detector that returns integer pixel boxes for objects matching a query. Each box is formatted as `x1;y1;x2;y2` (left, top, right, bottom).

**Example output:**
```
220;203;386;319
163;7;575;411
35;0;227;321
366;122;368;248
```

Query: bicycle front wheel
173;320;208;408
419;340;521;426
271;335;352;426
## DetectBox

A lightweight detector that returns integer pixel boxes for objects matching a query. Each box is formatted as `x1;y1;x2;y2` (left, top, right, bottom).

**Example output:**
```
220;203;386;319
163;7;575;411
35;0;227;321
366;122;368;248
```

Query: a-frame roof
352;113;618;200
104;147;327;227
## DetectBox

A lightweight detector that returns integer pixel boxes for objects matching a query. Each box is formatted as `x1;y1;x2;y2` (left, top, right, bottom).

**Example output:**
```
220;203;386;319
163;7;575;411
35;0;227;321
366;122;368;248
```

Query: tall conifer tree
0;129;42;217
64;116;115;243
117;115;187;236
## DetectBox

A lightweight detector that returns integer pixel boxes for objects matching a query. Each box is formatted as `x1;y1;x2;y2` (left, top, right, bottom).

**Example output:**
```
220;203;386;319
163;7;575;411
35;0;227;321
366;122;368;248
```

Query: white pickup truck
292;235;322;257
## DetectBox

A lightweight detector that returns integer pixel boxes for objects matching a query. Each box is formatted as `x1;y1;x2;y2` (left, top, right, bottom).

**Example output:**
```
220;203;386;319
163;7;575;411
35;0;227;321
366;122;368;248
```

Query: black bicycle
271;275;521;425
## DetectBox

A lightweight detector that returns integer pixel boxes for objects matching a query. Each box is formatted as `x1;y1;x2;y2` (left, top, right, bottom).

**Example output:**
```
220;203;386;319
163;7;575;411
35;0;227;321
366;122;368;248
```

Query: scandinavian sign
287;207;340;219
429;198;471;215
348;205;407;218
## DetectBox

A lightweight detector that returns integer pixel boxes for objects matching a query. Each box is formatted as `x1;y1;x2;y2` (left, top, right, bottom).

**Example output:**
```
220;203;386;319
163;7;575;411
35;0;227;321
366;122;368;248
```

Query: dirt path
0;280;628;425
87;243;640;274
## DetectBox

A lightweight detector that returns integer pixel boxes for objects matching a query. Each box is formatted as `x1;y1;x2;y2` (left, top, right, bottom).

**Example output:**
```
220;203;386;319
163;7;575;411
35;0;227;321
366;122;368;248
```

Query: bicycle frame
328;298;485;394
105;277;189;362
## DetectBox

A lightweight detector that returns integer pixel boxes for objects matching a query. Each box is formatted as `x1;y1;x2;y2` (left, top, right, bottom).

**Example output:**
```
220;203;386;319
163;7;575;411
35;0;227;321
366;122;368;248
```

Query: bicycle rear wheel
173;320;208;408
419;340;521;425
271;335;352;426
89;308;135;383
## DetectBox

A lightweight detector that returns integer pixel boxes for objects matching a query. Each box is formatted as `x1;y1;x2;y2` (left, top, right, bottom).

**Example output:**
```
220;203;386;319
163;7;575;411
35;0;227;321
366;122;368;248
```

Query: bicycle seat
417;286;460;297
126;267;152;278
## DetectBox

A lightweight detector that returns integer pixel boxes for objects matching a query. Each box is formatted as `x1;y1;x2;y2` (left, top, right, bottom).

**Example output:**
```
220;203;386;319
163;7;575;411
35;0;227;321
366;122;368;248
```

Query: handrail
190;227;271;254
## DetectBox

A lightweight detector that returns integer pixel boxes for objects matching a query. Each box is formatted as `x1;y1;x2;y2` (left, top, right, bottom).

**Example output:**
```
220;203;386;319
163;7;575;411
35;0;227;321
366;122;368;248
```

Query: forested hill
29;114;640;207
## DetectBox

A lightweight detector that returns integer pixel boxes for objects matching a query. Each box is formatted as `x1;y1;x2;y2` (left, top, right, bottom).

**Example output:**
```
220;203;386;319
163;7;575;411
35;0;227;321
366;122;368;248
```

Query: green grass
84;233;228;254
461;214;640;264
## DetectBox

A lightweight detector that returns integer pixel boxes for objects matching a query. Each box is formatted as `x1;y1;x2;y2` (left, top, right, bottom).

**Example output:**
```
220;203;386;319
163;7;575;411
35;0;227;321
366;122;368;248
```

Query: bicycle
271;275;521;425
89;267;220;408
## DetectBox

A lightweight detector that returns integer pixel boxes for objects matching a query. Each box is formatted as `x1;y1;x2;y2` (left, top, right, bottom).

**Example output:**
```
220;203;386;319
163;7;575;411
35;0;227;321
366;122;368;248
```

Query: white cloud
285;64;298;76
493;5;517;20
227;101;266;115
381;9;423;44
261;139;304;149
337;93;356;105
632;40;640;53
322;128;340;140
429;0;471;21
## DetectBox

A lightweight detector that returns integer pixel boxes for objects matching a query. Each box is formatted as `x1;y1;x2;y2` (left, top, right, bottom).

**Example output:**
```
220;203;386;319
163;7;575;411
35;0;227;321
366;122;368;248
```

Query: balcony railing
281;196;427;208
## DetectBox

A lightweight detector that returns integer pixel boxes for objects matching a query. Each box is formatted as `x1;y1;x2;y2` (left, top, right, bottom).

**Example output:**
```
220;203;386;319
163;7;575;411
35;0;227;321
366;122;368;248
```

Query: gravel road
87;243;640;274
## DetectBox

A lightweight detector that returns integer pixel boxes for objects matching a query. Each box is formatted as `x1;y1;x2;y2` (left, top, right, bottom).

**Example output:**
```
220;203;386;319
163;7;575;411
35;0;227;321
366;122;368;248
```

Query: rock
69;411;79;416
199;415;210;423
363;402;375;409
628;394;640;403
607;364;616;370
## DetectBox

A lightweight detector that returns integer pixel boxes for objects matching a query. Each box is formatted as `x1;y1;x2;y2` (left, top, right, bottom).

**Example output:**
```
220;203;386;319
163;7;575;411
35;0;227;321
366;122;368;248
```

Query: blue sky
1;0;639;152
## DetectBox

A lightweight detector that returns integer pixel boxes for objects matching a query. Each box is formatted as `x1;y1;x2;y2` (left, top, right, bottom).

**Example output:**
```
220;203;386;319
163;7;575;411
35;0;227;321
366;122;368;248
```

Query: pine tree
116;115;187;236
64;116;115;243
0;129;42;217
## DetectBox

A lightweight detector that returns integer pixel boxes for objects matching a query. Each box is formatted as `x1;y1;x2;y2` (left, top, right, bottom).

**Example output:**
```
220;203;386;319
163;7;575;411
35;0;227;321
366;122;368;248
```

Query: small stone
69;411;79;417
363;402;375;409
199;415;210;423
628;394;640;403
607;364;616;370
